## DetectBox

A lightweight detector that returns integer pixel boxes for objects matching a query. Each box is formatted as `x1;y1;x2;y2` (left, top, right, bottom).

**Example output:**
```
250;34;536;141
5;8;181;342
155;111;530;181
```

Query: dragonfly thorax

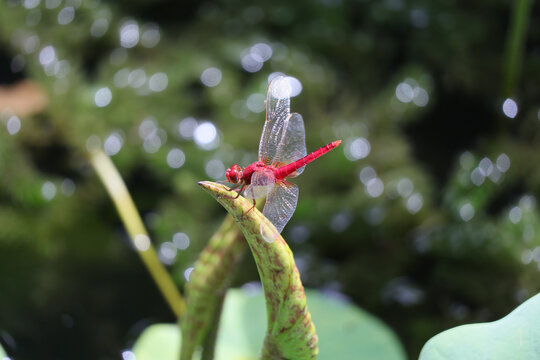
225;164;243;184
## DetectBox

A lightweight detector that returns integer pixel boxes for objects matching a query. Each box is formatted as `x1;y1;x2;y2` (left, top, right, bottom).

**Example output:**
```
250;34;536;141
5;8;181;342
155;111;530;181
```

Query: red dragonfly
225;76;341;233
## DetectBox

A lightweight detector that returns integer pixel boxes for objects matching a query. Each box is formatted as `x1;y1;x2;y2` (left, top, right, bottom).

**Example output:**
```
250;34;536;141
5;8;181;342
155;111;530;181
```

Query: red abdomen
274;140;341;179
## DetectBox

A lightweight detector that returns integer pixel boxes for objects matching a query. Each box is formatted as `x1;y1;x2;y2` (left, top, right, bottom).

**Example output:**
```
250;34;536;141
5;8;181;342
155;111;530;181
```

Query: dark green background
1;0;540;359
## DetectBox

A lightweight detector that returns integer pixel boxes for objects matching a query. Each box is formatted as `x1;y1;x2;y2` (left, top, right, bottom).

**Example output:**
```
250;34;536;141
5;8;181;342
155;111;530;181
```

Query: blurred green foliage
0;0;540;359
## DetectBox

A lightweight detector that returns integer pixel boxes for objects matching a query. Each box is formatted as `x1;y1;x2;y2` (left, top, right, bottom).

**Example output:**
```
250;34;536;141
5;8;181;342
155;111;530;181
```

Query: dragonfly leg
218;183;245;199
234;184;246;197
246;198;256;214
232;187;243;199
217;180;241;192
240;198;257;220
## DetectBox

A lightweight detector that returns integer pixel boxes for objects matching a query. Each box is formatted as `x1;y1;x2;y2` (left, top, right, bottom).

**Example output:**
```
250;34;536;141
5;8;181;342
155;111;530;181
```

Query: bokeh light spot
42;181;57;201
509;206;522;224
6;115;21;135
167;148;186;169
114;68;130;88
148;72;168;92
173;232;190;250
120;21;139;48
57;7;75;25
496;153;510;172
194;122;219;150
61;178;75;196
459;203;474;221
345;137;370;161
413;87;429;107
410;9;429;28
330;211;353;232
45;0;61;8
241;52;263;73
250;43;273;61
159;242;177;265
269;76;291;99
128;69;146;88
359;166;376;184
86;135;101;153
289;225;310;244
397;178;413;198
94;87;112;107
470;167;485;186
91;18;109;37
395;82;414;103
24;0;40;8
478;157;493;176
121;350;136;360
134;234;150;251
246;93;265;113
200;67;222;87
104;132;123;156
365;178;384;198
286;76;302;97
205;159;225;179
502;98;518;118
184;266;194;281
178;117;198;139
141;23;161;48
406;193;423;214
39;45;56;66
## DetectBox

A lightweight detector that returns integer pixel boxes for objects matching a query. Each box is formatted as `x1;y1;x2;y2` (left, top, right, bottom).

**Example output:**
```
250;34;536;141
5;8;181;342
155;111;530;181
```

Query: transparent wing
244;169;275;199
263;181;299;233
258;76;291;165
272;112;307;177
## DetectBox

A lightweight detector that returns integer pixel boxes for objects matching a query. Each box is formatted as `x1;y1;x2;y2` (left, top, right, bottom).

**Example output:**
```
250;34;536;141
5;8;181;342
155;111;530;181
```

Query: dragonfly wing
272;112;307;177
263;181;299;233
259;76;291;165
244;169;275;199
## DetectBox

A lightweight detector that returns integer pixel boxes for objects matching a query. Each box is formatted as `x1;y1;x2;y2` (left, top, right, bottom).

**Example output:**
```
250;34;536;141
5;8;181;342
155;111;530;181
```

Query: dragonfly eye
226;165;243;184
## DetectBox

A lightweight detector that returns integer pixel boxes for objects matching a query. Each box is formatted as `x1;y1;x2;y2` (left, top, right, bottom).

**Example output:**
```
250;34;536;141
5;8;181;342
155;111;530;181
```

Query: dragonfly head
225;164;243;184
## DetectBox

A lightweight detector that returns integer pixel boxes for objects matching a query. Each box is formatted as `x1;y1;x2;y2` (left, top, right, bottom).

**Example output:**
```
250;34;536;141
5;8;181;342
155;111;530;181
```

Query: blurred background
1;0;540;359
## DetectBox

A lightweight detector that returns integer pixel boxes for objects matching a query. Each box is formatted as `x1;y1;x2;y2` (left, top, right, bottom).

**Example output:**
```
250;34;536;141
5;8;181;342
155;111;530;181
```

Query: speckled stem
180;214;247;360
200;293;225;360
198;181;318;360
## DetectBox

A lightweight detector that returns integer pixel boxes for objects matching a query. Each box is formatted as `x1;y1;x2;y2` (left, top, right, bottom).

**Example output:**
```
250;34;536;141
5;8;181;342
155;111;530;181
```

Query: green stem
502;0;532;97
89;150;186;318
180;214;247;360
199;181;318;360
200;294;225;360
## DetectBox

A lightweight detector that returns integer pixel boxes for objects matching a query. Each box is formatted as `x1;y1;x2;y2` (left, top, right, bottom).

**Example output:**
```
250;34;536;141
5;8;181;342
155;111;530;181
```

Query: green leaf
133;288;406;360
198;181;317;359
419;292;540;359
0;343;6;357
133;323;181;359
307;291;405;360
